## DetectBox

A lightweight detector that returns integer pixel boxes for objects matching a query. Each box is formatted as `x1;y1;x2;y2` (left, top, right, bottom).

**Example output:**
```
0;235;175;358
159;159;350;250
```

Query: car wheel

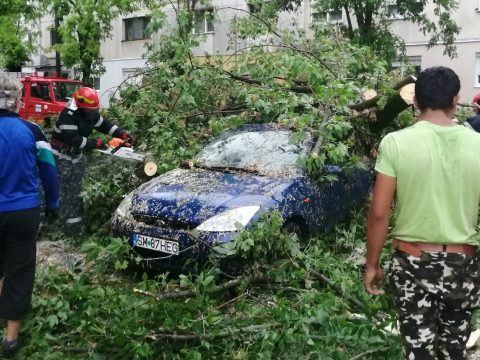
282;220;307;241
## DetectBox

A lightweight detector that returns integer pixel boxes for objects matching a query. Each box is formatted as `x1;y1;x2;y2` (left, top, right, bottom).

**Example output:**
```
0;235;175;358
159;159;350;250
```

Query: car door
303;165;354;233
25;81;54;122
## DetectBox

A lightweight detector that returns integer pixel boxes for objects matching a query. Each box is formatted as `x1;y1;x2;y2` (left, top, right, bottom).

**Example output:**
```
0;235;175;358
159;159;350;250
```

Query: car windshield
195;129;310;177
53;82;81;102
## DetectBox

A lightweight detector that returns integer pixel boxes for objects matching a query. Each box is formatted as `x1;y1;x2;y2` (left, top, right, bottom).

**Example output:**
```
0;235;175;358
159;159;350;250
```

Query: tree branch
217;7;337;78
134;277;243;301
218;6;283;39
343;4;354;37
349;75;416;111
146;324;276;342
222;69;313;94
184;104;248;120
349;347;388;360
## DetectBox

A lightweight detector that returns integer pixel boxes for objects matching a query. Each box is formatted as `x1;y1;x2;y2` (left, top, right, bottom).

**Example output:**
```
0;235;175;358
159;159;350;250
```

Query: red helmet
473;93;480;105
73;87;100;109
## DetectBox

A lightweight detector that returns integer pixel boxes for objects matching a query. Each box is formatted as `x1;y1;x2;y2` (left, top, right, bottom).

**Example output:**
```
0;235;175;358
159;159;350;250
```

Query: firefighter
50;87;134;236
464;93;480;131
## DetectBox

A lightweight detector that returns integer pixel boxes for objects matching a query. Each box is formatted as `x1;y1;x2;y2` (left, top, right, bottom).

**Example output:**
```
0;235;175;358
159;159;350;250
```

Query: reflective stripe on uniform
51;148;83;163
108;125;118;136
94;116;104;128
79;137;87;149
54;126;61;133
464;122;474;131
66;217;82;224
59;124;79;131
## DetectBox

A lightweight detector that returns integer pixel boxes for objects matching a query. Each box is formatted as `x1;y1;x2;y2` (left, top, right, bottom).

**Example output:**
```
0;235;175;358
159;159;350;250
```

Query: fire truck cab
19;74;82;126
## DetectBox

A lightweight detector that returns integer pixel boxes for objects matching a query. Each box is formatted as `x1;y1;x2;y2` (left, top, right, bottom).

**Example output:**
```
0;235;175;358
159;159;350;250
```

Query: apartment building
387;0;480;103
30;0;480;107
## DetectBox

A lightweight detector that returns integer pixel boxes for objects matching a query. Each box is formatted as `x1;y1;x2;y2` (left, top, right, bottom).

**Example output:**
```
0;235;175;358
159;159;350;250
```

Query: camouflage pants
55;155;86;236
389;250;480;360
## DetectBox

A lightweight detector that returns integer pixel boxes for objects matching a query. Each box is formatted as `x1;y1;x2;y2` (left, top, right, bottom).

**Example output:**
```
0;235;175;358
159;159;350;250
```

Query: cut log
362;89;377;101
134;153;157;179
372;93;411;131
399;83;415;105
143;153;157;177
350;75;417;112
350;75;417;131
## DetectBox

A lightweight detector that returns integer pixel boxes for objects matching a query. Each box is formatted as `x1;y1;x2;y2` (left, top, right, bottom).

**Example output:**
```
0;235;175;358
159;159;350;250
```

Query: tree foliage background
237;0;460;65
0;0;37;71
38;0;141;85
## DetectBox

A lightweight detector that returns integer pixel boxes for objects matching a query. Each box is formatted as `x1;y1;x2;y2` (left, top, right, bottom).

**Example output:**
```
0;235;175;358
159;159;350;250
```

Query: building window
124;17;150;41
92;78;100;90
386;1;422;19
122;68;144;85
386;0;402;19
50;29;60;46
475;53;480;87
311;8;342;23
192;9;214;34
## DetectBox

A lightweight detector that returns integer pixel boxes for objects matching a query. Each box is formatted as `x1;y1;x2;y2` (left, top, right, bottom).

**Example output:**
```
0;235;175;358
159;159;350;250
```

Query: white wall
99;57;147;108
389;0;480;102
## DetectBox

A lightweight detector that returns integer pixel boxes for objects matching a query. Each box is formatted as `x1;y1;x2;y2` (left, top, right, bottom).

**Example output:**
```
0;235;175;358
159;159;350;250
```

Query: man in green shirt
364;66;480;359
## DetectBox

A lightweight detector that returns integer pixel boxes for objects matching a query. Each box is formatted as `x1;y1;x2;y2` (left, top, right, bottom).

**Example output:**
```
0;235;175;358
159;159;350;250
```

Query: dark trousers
390;250;480;360
0;208;40;320
56;155;86;236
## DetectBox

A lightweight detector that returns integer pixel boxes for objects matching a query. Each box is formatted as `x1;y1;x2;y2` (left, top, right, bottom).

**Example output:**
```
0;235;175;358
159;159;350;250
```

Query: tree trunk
54;16;62;77
350;75;417;130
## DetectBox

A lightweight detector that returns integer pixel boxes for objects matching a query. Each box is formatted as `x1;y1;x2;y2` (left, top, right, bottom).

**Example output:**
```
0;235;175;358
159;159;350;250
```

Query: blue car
111;124;372;270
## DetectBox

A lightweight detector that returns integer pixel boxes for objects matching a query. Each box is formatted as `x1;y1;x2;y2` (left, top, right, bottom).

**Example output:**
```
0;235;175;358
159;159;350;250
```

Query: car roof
20;76;81;83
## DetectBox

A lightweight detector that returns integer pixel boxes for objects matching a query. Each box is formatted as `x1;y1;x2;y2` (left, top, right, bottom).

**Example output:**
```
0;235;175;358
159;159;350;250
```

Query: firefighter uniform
50;87;129;236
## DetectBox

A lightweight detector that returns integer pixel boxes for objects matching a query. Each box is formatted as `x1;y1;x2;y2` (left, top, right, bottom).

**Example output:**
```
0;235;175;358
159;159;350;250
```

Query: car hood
131;168;291;225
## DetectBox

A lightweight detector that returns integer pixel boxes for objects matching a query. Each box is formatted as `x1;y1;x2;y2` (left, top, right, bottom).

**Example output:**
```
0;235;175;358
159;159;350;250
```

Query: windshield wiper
208;165;261;175
181;160;261;175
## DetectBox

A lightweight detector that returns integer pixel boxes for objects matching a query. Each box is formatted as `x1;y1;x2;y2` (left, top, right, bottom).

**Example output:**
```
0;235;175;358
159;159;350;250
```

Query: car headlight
196;206;260;232
115;192;134;218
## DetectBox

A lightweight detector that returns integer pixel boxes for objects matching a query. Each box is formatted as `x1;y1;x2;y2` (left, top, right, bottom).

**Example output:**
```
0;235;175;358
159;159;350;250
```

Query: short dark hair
414;66;460;111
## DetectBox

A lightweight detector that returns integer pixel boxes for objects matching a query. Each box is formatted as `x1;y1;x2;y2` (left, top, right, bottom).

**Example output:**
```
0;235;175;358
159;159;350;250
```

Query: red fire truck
18;74;82;126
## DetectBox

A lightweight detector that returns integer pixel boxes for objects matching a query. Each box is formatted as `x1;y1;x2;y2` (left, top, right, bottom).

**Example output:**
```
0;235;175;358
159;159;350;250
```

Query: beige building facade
29;1;480;106
388;0;480;103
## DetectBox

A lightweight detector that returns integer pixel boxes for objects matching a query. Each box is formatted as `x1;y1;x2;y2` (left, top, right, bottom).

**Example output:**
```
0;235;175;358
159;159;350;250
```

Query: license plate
132;234;179;255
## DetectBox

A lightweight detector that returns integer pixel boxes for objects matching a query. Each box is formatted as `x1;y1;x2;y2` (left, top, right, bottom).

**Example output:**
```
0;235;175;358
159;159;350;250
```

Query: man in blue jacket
0;75;60;358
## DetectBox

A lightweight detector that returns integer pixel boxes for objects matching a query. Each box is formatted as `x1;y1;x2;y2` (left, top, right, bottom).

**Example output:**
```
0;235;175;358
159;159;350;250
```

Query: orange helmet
73;87;100;109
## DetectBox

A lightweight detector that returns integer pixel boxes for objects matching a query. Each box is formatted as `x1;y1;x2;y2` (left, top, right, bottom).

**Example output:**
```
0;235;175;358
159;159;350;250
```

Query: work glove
45;208;59;224
96;138;108;149
121;132;135;147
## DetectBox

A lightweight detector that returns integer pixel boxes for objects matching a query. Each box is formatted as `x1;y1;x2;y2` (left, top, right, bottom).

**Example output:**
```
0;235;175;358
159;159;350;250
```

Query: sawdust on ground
469;348;480;360
36;240;85;273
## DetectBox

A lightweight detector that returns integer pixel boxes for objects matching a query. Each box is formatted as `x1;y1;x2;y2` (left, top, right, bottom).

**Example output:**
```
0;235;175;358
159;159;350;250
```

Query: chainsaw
97;138;145;161
97;138;157;176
